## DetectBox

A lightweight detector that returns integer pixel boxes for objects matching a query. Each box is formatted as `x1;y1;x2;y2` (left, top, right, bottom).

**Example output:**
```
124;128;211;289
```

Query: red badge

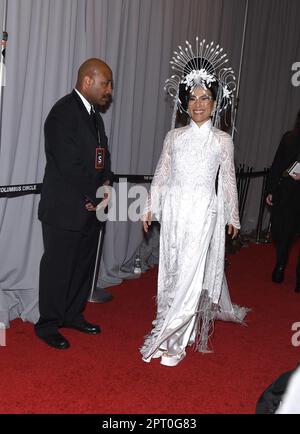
95;147;105;170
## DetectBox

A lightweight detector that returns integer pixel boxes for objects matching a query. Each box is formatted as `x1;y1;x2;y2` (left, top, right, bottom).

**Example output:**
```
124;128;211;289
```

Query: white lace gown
141;119;249;362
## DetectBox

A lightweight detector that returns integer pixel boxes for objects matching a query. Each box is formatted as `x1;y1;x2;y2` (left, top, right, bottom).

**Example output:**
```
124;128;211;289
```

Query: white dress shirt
74;88;92;114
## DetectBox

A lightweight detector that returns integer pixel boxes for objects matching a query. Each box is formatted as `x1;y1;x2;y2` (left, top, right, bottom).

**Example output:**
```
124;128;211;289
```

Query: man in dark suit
266;109;300;293
35;58;114;348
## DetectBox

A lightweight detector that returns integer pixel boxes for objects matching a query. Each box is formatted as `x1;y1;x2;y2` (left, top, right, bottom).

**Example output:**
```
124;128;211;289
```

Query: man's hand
85;182;112;212
85;201;97;211
96;184;111;212
266;194;273;206
227;224;239;239
141;211;152;233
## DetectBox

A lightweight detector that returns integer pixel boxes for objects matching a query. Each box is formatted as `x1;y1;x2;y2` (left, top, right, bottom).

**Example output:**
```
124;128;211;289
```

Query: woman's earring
211;104;216;117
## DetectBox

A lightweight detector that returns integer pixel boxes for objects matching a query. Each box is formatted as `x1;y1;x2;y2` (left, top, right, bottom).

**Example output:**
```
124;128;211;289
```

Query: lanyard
91;107;105;170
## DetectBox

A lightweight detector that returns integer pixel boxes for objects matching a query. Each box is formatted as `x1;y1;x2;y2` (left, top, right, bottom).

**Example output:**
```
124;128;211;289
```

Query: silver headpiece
164;37;236;129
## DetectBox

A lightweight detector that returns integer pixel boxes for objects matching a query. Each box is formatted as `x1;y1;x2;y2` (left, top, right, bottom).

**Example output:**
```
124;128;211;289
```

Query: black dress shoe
67;321;101;334
39;332;70;349
88;287;113;303
272;264;285;283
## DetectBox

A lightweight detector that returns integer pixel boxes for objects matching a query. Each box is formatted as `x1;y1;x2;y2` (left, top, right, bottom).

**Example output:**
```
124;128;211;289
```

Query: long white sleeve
220;136;240;229
143;131;172;220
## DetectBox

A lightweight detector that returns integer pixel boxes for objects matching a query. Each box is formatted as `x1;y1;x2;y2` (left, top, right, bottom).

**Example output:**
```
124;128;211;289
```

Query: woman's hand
141;211;152;233
227;224;239;239
291;172;300;181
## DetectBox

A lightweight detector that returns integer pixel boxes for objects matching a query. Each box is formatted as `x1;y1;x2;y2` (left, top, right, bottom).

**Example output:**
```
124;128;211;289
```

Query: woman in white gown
141;39;249;367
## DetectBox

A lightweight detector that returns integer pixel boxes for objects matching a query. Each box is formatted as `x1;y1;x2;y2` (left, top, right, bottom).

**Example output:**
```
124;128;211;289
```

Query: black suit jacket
38;90;113;231
266;131;300;200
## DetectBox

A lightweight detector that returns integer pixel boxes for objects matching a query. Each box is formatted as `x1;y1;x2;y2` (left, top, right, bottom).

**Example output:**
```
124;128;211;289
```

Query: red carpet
1;240;299;414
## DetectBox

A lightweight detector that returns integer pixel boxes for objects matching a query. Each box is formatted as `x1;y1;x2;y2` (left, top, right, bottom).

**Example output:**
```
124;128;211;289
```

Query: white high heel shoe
160;351;186;367
152;348;166;359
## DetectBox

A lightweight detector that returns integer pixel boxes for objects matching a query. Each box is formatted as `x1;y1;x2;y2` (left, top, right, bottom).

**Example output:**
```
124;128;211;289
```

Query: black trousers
271;183;300;267
297;250;300;279
35;219;99;337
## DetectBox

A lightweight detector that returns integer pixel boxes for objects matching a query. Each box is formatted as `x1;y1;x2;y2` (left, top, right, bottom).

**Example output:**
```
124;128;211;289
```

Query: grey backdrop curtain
0;0;299;326
234;0;300;231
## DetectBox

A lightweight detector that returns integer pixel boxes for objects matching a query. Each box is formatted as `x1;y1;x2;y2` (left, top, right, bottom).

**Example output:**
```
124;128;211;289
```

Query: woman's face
187;87;214;127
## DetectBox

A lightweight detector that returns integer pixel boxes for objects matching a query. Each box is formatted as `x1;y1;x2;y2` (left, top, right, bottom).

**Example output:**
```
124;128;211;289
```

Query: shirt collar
189;119;212;135
74;88;92;114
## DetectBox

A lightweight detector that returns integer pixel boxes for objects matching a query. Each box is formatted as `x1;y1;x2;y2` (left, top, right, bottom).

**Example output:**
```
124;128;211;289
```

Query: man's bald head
76;58;111;87
76;58;113;106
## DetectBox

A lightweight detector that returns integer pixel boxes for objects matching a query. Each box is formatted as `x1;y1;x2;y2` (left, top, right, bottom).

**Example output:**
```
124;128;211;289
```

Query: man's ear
83;75;92;91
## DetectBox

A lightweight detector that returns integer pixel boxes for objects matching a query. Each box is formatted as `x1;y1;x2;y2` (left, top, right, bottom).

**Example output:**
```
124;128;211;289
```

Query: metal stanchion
88;222;106;302
255;168;269;243
240;166;253;224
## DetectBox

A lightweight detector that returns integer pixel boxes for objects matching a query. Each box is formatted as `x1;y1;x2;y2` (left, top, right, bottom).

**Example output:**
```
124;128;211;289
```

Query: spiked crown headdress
165;37;236;128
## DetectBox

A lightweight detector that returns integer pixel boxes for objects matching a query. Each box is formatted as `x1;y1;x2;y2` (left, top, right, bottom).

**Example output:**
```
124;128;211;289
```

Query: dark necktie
90;106;101;144
90;106;98;130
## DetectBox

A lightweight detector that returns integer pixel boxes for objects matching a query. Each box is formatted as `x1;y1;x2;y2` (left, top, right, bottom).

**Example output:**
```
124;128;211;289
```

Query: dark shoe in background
88;287;113;303
38;332;70;349
272;264;285;283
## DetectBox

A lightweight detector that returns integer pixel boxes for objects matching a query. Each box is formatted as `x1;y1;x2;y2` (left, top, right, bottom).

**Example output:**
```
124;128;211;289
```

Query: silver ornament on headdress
164;37;236;129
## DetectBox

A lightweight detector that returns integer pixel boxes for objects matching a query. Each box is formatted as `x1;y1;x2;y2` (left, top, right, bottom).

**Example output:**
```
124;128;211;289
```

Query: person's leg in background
295;248;300;293
271;203;297;283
